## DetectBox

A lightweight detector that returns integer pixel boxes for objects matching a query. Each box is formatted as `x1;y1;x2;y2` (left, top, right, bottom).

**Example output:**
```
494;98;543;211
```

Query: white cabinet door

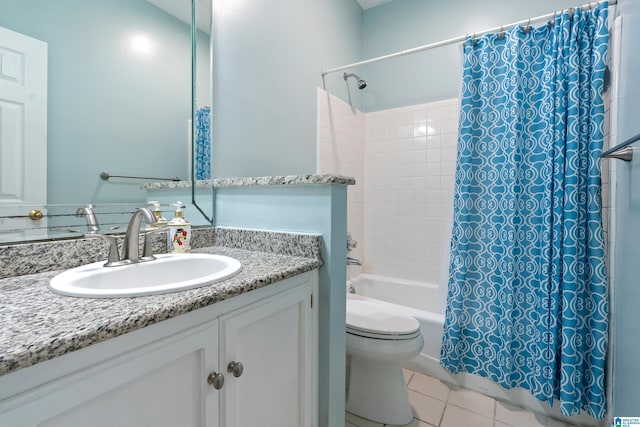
0;320;219;427
220;284;315;427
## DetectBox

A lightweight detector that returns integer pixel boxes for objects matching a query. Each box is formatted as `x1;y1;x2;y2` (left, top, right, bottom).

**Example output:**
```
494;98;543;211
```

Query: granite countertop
141;173;356;191
0;245;321;377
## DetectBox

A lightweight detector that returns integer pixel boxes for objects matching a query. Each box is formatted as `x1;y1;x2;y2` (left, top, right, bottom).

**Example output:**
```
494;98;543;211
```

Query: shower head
343;72;367;90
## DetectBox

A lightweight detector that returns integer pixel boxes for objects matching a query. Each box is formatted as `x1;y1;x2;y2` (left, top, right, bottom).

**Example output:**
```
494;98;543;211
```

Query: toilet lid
346;299;420;336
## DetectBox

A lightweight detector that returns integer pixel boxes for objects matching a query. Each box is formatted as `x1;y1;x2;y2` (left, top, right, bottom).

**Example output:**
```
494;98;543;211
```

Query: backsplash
0;227;322;280
213;227;322;260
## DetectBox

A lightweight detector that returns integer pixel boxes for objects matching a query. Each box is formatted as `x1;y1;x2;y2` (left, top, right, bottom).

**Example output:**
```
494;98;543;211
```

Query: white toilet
345;294;424;425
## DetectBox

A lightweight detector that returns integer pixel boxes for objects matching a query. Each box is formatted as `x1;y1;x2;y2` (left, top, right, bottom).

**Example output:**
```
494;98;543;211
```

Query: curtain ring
524;19;531;33
472;33;478;46
497;26;505;40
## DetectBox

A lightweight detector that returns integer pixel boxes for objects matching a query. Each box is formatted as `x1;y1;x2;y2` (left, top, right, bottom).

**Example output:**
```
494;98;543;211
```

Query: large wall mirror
0;0;213;244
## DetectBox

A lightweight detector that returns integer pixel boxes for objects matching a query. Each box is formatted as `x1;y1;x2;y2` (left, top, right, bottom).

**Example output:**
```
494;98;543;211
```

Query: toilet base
346;355;413;425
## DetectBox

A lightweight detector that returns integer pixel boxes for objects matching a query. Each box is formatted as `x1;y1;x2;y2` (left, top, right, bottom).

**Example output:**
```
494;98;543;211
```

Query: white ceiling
147;0;388;23
356;0;394;10
145;0;211;33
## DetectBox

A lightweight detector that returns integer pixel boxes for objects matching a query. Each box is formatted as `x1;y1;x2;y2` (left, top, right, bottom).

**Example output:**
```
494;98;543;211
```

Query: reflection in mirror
192;0;214;223
0;0;213;244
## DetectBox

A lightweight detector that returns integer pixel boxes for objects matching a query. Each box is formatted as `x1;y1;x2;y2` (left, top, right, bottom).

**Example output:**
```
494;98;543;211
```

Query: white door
0;25;47;241
220;284;315;427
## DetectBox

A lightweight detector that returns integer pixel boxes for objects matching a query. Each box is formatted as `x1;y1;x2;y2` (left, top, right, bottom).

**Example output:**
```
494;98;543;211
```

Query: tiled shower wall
317;89;365;278
363;100;458;284
317;88;457;285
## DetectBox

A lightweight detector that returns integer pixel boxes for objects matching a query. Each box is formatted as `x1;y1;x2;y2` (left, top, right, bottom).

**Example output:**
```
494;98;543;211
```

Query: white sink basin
49;253;242;298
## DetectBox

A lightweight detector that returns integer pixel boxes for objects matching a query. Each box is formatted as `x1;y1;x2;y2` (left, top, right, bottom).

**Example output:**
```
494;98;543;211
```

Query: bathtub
348;273;601;426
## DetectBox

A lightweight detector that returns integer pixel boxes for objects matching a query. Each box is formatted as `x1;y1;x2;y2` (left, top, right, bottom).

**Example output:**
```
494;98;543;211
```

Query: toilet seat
346;326;421;340
346;299;420;340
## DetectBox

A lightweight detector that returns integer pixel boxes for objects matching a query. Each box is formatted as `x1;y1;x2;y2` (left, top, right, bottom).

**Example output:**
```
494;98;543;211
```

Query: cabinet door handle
227;361;244;378
207;372;225;389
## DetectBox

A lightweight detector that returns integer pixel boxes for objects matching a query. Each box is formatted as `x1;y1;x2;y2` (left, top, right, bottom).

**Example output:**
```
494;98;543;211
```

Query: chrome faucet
122;207;158;263
76;204;100;233
85;207;162;267
347;257;362;266
346;233;361;266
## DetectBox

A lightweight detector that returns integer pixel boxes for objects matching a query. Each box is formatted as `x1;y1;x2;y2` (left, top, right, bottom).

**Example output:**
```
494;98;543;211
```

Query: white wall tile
362;99;458;285
319;95;465;286
317;89;365;279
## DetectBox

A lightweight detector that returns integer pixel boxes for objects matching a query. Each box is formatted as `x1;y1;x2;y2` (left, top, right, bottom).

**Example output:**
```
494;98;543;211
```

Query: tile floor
345;369;582;427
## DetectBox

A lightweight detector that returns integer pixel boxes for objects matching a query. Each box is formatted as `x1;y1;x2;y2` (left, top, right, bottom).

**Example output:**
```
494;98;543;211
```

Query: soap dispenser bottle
167;202;191;253
148;201;167;225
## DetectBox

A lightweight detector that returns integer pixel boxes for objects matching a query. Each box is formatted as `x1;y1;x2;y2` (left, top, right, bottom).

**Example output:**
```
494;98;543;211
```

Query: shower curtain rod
321;0;616;76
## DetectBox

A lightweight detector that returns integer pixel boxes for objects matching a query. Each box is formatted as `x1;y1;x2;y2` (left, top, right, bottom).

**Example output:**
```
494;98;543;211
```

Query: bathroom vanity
0;234;320;427
0;174;352;427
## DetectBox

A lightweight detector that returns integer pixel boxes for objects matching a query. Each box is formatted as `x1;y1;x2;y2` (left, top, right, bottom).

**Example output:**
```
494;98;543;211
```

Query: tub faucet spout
347;256;362;266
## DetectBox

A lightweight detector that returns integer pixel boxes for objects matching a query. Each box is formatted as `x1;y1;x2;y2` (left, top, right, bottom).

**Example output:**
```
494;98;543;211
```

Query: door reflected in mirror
0;0;213;244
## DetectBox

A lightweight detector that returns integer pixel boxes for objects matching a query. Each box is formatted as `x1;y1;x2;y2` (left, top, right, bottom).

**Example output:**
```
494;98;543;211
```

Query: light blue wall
611;0;640;417
0;0;193;204
359;0;581;112
211;0;363;178
212;0;601;178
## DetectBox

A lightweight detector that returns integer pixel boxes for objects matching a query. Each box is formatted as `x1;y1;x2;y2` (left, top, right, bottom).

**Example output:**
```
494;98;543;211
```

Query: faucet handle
141;224;170;260
347;232;358;252
83;233;120;266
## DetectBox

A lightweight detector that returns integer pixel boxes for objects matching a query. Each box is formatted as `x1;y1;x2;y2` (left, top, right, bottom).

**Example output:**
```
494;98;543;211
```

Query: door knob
207;372;224;389
227;361;244;378
28;210;43;221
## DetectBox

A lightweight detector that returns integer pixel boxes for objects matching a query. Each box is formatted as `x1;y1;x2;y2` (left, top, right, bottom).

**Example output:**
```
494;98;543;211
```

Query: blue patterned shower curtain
440;3;609;419
195;106;211;180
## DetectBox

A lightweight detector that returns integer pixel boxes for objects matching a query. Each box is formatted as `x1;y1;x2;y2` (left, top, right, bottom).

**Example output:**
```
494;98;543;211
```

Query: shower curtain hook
524;19;531;33
472;33;478;46
497;26;505;40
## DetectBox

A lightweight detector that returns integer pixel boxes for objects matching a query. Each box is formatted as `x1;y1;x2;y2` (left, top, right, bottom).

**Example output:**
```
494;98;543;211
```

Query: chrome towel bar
601;132;640;162
100;171;180;182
